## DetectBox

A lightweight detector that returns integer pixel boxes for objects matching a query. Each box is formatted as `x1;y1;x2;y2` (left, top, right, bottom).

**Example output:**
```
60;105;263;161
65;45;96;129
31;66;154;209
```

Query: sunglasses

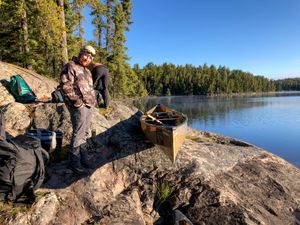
84;52;94;60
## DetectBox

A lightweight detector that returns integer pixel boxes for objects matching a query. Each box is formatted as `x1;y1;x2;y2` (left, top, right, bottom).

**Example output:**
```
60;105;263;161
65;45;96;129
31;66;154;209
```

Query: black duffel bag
0;135;49;202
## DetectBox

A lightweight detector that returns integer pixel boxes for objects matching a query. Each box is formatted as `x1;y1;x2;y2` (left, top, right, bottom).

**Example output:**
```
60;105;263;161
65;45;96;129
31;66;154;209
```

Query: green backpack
10;75;36;103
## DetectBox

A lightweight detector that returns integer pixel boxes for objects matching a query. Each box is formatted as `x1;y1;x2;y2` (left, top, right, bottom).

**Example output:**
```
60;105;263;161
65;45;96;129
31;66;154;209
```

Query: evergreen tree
106;0;146;98
0;0;146;97
137;63;276;96
64;0;82;59
58;0;68;65
72;0;86;47
20;0;30;68
90;0;105;47
275;78;300;91
3;0;279;99
33;0;65;76
0;0;30;66
105;0;114;53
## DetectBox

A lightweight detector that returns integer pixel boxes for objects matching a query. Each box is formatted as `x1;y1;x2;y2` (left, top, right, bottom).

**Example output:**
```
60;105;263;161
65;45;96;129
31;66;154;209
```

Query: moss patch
0;202;30;224
186;135;211;143
98;106;113;116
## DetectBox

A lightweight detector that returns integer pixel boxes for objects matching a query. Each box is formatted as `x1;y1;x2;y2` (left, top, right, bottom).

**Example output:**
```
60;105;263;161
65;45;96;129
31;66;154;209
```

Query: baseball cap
83;45;96;57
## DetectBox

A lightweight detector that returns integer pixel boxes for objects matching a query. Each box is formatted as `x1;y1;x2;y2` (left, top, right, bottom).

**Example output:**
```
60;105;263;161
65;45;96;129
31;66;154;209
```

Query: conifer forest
0;0;298;98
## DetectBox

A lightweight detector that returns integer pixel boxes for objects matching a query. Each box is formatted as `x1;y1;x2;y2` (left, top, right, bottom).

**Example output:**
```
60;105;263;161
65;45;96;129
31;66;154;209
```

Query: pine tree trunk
20;0;30;68
58;0;68;66
97;15;102;47
73;0;85;47
52;55;56;76
79;17;84;47
106;0;113;53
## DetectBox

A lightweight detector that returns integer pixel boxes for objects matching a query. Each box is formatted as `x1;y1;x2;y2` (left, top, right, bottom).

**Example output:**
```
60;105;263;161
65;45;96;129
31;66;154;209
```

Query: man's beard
80;60;90;67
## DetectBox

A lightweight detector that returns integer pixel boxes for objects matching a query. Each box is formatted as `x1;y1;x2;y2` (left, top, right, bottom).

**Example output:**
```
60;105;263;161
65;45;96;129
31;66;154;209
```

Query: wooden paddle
146;113;163;125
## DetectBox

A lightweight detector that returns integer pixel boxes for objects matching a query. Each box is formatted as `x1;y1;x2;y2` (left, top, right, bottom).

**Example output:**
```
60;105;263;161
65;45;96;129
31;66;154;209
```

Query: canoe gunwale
140;104;188;162
141;117;188;130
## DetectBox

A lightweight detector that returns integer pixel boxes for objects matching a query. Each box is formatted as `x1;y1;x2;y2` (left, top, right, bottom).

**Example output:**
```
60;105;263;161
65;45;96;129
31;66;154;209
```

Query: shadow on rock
0;79;11;89
43;110;153;189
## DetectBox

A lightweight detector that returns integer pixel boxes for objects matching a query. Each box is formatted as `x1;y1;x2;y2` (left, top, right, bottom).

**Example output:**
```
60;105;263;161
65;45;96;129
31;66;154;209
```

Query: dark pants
68;106;92;167
92;66;110;108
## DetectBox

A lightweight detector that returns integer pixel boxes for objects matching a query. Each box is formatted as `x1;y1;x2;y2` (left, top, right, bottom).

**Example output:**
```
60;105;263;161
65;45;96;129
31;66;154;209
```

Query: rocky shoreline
2;102;299;225
0;61;299;225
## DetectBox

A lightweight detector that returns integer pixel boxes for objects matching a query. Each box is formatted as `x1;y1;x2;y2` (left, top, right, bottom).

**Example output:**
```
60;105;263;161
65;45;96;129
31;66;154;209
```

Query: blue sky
85;0;300;79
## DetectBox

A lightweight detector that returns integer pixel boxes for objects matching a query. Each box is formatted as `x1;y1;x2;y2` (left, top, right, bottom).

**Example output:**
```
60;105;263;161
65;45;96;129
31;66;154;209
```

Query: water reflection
133;92;300;168
134;95;269;125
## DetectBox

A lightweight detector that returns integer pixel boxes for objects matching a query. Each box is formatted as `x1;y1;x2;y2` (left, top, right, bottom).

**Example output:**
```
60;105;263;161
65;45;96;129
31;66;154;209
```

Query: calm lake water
133;92;300;168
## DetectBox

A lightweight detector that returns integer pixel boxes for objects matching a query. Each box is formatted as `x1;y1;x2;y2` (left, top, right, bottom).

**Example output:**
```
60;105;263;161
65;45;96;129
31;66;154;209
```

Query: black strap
32;148;49;190
0;111;5;140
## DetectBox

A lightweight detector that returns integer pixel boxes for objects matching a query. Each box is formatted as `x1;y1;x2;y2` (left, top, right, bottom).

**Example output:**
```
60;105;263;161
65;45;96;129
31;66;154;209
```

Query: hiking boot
68;148;88;175
67;164;88;176
98;103;105;108
80;145;91;169
80;160;91;169
24;188;36;204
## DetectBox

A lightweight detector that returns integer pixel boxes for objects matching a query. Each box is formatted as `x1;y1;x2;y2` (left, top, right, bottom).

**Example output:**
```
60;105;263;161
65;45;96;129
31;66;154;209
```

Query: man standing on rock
60;45;97;175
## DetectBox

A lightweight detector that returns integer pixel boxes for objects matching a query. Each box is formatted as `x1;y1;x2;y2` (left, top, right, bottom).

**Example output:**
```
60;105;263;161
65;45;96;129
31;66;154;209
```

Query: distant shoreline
129;91;300;101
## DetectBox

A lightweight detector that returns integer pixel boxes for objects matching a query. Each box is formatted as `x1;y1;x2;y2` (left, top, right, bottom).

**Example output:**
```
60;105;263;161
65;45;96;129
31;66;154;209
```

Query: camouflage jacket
60;58;96;108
